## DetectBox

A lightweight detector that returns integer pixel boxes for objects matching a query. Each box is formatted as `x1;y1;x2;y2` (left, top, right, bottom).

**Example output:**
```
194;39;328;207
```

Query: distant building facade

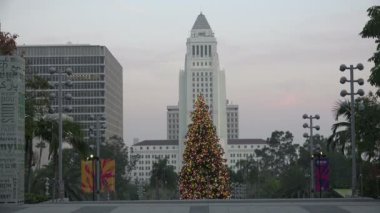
227;139;267;172
130;139;267;182
167;105;179;140
18;45;123;140
227;103;239;139
130;140;179;182
167;102;239;140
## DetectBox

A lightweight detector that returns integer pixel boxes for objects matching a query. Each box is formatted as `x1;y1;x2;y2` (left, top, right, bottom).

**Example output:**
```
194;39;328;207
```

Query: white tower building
178;13;228;169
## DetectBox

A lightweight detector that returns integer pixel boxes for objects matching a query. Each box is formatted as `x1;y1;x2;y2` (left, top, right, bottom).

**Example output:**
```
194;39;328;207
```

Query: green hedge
25;193;49;204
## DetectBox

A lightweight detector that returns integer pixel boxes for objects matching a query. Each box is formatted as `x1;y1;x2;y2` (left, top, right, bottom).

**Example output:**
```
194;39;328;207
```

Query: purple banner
314;158;329;192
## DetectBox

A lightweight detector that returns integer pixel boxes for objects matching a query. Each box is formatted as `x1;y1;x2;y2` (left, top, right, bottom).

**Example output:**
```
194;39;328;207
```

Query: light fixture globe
303;133;309;138
339;64;347;72
64;106;72;112
303;114;308;119
356;63;364;71
64;93;72;100
49;92;56;99
357;89;365;96
340;76;347;84
65;80;73;87
315;114;320;120
65;67;73;75
315;125;320;131
49;67;57;74
340;90;348;97
357;78;364;86
303;123;309;128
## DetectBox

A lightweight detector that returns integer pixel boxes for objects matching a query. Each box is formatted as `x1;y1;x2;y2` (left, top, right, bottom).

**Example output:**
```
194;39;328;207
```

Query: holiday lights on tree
179;95;231;199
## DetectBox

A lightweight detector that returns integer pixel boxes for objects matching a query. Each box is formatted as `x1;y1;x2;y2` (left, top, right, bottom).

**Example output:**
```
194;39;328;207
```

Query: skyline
0;0;378;145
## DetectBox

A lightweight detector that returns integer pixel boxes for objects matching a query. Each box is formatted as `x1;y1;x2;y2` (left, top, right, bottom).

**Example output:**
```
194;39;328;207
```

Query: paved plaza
1;199;379;213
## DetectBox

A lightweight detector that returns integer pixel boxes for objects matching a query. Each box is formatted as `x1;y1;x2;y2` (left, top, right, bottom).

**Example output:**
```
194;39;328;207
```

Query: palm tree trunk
38;144;43;170
54;153;58;201
155;176;160;200
25;138;33;193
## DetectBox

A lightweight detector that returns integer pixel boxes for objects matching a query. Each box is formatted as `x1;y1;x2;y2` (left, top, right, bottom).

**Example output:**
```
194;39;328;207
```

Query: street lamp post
89;115;106;201
313;148;326;198
86;154;99;201
303;114;320;198
49;67;73;201
339;63;365;197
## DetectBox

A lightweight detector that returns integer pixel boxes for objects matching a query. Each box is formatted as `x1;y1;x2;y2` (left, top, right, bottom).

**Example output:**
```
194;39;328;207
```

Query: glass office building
17;45;123;141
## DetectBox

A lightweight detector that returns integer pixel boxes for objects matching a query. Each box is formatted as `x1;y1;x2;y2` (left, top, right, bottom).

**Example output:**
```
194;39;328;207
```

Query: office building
18;45;123;140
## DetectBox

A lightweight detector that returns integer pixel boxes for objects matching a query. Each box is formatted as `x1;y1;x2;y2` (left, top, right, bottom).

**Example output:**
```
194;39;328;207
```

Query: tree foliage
24;75;52;192
360;6;380;90
0;31;18;55
101;135;138;200
146;158;177;200
328;93;380;162
229;132;356;198
179;95;231;199
29;135;139;201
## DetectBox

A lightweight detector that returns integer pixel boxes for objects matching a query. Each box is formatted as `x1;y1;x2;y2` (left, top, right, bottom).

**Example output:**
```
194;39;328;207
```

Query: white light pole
49;66;73;201
339;63;365;197
89;114;106;200
303;114;320;198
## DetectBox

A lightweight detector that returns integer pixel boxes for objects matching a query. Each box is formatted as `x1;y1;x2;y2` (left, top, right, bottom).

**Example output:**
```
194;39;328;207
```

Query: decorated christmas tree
179;95;231;199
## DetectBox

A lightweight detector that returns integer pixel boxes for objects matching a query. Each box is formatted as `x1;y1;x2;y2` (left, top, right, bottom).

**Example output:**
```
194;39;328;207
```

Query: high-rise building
18;45;123;140
227;102;239;139
178;13;229;168
129;13;266;183
167;105;179;140
167;102;239;140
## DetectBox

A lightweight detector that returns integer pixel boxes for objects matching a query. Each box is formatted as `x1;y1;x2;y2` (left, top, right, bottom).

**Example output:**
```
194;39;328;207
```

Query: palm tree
35;141;46;170
24;75;51;193
327;100;352;153
328;94;380;161
34;116;88;199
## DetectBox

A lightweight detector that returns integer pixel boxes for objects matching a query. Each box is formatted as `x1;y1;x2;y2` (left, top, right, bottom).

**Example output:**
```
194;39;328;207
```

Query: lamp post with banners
89;115;106;200
303;114;320;198
49;66;73;201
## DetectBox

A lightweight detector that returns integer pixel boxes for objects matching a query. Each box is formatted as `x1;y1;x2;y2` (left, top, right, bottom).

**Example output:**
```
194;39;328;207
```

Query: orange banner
81;159;115;193
100;159;115;192
81;160;94;193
